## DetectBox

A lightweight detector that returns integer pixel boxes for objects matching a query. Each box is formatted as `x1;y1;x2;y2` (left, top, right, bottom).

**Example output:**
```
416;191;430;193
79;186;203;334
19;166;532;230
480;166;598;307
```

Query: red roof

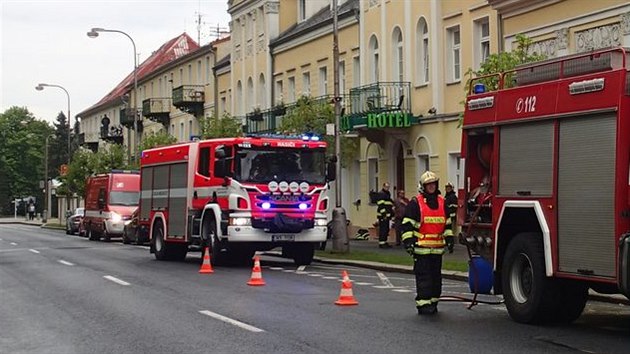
80;33;199;115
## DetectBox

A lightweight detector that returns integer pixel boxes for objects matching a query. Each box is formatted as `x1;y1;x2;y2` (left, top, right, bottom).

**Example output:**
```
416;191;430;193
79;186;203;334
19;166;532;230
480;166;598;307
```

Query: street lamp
42;134;54;224
87;27;139;160
35;83;71;164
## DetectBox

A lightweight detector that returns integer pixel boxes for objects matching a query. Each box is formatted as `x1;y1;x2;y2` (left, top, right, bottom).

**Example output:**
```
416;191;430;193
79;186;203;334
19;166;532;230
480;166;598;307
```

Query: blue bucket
468;256;493;294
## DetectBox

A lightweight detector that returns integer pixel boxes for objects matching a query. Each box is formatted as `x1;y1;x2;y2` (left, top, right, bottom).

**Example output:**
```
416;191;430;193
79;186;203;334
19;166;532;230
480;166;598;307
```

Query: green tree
138;130;177;152
279;96;359;167
199;112;244;139
0;106;52;214
49;111;70;179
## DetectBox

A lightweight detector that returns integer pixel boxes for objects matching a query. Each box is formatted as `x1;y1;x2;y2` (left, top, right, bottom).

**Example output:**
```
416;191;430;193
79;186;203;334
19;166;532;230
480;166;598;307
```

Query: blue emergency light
473;83;486;94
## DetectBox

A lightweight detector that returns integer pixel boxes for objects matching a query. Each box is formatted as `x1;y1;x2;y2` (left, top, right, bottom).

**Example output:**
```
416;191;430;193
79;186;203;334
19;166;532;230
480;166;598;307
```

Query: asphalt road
1;225;629;354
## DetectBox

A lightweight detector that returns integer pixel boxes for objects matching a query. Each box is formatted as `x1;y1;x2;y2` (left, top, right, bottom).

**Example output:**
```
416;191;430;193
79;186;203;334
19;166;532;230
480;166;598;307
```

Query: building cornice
488;0;562;18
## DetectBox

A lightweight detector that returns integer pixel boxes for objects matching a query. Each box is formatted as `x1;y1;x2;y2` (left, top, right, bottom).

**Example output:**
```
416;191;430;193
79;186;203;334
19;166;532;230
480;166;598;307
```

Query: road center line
103;275;130;286
376;272;394;288
28;249;40;254
10;242;17;246
58;260;75;266
199;310;264;333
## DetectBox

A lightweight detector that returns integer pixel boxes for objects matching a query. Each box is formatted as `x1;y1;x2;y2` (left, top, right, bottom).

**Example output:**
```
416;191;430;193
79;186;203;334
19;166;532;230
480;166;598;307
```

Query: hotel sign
341;112;414;131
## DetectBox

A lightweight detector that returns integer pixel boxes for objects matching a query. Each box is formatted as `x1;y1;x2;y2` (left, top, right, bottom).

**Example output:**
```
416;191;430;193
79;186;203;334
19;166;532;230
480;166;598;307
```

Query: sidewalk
0;216;63;229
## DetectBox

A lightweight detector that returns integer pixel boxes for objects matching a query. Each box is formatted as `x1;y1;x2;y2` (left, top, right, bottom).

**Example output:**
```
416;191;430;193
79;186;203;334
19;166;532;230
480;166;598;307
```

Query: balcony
78;132;85;145
142;98;171;127
243;95;333;134
172;85;205;116
341;81;414;131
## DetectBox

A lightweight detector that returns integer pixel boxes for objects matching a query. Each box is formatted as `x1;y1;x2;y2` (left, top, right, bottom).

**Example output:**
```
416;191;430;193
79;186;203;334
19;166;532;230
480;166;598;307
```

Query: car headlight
111;212;122;223
230;217;251;226
314;218;328;226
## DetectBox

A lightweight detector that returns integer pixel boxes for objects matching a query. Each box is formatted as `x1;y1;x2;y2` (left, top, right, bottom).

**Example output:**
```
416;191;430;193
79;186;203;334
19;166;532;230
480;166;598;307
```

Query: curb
0;221;43;227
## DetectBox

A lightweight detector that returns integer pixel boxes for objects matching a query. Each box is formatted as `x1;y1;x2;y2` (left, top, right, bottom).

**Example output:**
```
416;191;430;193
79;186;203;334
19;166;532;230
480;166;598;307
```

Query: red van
83;170;140;241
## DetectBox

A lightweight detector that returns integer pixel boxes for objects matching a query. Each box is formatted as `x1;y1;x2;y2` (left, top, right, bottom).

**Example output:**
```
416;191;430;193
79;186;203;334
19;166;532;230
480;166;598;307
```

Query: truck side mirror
326;155;337;182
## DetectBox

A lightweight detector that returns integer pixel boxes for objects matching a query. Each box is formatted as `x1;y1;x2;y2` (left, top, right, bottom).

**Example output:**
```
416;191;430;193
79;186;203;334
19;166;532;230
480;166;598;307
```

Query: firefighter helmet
445;182;454;189
418;171;439;191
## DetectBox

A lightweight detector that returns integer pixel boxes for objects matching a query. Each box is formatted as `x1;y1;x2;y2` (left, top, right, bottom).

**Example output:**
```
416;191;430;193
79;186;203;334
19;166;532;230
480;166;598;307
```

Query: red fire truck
461;47;630;324
139;135;334;265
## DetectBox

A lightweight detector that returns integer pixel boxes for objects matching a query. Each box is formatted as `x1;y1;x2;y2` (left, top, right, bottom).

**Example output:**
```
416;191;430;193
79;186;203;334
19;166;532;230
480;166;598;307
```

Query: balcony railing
243;94;334;134
142;98;171;127
345;81;411;116
172;85;205;116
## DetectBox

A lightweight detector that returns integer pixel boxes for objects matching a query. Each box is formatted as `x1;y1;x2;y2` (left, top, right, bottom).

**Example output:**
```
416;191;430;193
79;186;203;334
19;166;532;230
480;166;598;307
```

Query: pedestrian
444;182;458;253
375;182;394;249
401;171;449;315
393;189;409;246
28;203;36;221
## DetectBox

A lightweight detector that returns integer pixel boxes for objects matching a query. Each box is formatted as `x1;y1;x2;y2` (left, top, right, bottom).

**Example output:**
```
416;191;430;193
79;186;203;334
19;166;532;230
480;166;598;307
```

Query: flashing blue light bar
298;203;308;210
473;83;486;94
261;202;271;210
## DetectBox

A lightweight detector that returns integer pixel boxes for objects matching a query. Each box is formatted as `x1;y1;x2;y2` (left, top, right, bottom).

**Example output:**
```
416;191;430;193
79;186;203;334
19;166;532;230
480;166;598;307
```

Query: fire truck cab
461;47;630;324
139;135;334;266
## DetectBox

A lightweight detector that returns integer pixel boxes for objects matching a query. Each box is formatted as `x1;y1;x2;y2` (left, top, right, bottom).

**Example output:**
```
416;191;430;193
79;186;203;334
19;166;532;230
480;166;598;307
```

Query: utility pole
330;0;349;253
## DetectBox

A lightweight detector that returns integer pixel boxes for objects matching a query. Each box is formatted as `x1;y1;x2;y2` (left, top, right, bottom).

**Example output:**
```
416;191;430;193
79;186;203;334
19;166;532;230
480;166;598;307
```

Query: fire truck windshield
109;191;140;206
234;147;326;185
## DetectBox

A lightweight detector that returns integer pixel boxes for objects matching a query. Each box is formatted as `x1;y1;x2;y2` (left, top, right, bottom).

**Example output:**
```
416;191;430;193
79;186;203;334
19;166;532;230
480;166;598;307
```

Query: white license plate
272;234;295;242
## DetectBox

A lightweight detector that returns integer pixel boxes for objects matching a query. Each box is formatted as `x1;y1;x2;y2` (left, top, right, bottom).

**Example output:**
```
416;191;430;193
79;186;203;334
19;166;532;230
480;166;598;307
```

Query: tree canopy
199;112;244;139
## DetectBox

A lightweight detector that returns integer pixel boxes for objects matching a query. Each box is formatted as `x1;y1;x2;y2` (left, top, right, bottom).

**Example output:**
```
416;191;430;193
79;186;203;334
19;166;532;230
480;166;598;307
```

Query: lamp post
35;83;70;164
330;0;349;253
87;27;139;160
42;135;52;223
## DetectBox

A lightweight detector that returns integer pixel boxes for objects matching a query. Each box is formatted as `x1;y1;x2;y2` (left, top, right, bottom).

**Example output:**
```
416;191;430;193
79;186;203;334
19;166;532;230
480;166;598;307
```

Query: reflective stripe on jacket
416;195;446;249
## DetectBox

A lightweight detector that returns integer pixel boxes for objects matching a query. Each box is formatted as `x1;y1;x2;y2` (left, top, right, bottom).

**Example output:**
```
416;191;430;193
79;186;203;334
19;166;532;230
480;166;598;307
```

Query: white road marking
103;275;130;286
307;273;323;277
0;238;3;240
297;265;306;272
376;272;394;288
392;289;413;293
10;242;17;246
28;249;40;254
322;276;338;280
354;282;374;286
268;267;284;271
373;285;394;289
282;269;295;273
199;310;265;333
58;260;75;266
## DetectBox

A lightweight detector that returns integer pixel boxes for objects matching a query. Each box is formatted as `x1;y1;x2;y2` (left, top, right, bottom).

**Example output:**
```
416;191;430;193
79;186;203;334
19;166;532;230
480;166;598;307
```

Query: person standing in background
375;182;394;249
444;183;458;253
393;190;409;246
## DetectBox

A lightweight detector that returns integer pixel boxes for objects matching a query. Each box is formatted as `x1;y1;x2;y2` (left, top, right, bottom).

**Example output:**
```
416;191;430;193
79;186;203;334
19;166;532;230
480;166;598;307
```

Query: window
368;158;379;194
417;154;429;182
392;27;404;82
339;61;346;94
369;35;379;83
474;17;490;69
298;0;306;21
247;77;254;111
220;97;227;112
206;56;211;82
197;60;202;84
319;67;328;95
236;81;243;116
416;17;429;84
302;72;311;96
288;77;296;102
170;123;175;135
198;147;211;177
188;120;193;140
275;80;283;101
447;26;461;82
448;153;464;189
179;68;184;85
179;122;184;141
353;56;361;87
188;64;192;84
258;73;266;108
158;78;162;96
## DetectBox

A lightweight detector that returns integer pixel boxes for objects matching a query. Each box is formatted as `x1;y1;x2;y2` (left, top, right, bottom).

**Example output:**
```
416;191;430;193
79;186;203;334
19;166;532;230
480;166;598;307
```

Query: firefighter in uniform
376;182;394;248
443;182;458;254
401;171;450;315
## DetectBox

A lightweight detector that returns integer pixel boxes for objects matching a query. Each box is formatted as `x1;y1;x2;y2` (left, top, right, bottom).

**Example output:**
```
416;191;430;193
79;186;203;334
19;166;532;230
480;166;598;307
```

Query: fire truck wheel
202;216;227;266
87;225;99;241
122;227;131;244
502;233;554;324
548;280;588;323
292;243;315;266
152;222;171;260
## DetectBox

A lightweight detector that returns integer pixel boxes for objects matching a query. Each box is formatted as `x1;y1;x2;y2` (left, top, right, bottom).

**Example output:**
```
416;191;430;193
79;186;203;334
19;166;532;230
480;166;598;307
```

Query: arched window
236;81;243;116
258;73;266;108
416;17;429;84
392;27;404;82
369;35;380;83
247;77;254;111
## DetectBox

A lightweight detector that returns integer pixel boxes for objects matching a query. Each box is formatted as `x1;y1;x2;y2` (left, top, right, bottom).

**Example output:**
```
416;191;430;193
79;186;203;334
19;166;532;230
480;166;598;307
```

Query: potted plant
272;101;286;116
247;107;264;121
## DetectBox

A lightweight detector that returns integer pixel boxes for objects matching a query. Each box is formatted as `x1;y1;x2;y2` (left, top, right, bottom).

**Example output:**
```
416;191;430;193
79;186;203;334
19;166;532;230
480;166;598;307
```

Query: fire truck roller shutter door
140;167;153;221
168;163;188;238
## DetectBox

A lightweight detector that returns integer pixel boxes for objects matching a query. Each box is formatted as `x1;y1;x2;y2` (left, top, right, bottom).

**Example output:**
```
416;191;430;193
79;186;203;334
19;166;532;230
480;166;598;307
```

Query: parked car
122;208;148;245
66;207;85;235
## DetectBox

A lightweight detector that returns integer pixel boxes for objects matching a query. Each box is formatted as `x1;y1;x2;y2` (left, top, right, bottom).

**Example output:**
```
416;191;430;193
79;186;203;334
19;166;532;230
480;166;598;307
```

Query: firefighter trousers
413;254;443;307
378;218;391;244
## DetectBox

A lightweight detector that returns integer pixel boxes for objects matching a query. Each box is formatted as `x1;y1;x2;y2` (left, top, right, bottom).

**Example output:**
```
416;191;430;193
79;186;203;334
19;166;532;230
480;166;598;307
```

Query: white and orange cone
335;270;358;306
247;255;266;286
199;247;214;274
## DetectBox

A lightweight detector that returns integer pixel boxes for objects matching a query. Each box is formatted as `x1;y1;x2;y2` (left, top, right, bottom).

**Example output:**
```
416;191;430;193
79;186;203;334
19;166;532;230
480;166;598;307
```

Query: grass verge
315;250;469;272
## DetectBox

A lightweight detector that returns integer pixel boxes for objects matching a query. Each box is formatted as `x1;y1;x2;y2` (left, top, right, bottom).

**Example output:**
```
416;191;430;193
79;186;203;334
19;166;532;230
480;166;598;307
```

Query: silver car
66;207;85;235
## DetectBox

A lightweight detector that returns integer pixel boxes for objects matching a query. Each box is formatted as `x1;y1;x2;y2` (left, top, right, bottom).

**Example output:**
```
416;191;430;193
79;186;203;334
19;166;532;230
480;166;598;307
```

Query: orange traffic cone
247;255;266;286
199;247;214;274
335;270;358;306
